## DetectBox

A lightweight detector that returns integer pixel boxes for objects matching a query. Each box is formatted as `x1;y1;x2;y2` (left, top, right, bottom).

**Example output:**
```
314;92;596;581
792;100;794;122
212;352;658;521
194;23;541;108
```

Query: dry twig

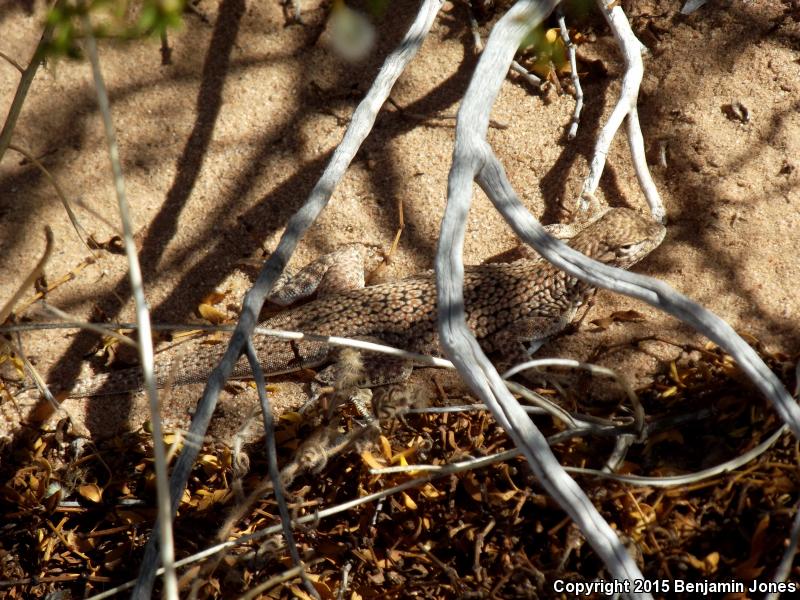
131;2;445;596
82;14;178;599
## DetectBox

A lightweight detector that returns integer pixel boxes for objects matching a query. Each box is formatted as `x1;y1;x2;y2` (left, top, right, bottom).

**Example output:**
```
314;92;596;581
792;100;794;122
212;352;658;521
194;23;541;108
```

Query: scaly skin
62;207;665;397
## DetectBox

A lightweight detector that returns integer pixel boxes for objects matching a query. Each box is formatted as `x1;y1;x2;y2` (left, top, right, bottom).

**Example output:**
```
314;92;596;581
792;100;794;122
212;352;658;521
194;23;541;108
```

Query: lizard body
50;207;665;398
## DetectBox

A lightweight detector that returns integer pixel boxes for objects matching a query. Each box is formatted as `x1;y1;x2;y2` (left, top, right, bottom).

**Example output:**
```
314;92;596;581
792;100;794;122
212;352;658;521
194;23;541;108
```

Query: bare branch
38;303;138;348
583;0;664;221
557;15;583;139
480;146;800;437
437;0;652;593
244;338;319;599
437;1;799;592
131;2;445;596
0;0;63;164
766;497;800;600
510;60;543;88
84;449;523;600
0;49;24;73
503;357;644;438
7;144;92;248
371;423;788;488
238;559;326;600
82;15;178;600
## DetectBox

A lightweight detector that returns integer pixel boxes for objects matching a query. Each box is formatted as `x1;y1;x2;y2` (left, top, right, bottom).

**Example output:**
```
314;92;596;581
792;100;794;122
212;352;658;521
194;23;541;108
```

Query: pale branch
625;105;661;216
7;317;638;440
602;433;636;473
2;337;61;418
239;559;326;600
244;339;319;600
0;233;95;436
82;16;178;600
80;419;786;600
439;0;798;593
38;303;138;348
566;424;789;487
502;356;644;438
504;359;642;472
371;423;788;487
1;317;454;371
405;403;548;415
557;14;583;139
131;2;445;596
0;227;53;325
464;2;544;89
336;562;353;600
681;0;708;15
505;382;578;427
479;146;800;438
510;60;543;88
405;404;634;440
437;0;651;595
768;369;800;594
369;422;638;477
85;449;539;600
583;0;664;221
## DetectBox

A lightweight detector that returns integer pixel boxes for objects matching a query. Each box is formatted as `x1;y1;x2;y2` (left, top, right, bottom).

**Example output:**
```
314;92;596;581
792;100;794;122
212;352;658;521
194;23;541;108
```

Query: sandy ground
1;0;798;444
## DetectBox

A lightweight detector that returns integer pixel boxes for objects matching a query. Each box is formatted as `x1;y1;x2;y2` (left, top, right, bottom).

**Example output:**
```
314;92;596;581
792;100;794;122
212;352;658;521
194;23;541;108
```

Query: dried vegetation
2;339;797;598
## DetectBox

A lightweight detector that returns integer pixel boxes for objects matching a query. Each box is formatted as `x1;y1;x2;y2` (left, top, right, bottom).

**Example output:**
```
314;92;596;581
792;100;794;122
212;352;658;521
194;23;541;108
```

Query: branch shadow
22;0;249;430
10;0;479;438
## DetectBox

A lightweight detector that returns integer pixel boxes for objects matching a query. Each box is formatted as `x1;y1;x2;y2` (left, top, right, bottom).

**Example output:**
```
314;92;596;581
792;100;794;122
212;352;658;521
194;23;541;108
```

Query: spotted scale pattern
63;208;665;397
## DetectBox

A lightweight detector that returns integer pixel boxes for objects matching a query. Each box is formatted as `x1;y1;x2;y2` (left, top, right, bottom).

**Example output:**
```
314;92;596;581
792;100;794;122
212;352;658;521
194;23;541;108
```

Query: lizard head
568;208;666;269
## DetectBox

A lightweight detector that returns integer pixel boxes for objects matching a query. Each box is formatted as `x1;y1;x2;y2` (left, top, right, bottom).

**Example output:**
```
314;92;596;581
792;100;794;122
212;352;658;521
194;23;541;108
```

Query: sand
1;0;798;442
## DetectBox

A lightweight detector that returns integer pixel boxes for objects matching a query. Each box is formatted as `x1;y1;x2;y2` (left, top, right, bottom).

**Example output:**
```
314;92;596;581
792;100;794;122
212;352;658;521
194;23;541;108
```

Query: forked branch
437;0;799;597
131;1;445;596
438;2;651;593
582;0;664;221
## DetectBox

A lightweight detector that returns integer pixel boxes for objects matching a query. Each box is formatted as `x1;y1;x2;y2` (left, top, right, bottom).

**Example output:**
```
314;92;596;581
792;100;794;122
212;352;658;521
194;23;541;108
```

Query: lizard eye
617;242;642;257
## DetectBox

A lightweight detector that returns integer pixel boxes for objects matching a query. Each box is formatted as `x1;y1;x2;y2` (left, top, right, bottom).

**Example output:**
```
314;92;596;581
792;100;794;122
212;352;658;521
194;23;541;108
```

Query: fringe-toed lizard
22;207;666;400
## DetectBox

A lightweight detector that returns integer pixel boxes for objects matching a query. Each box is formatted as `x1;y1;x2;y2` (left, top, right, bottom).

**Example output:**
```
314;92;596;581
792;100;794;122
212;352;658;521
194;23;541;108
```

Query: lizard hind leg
486;316;571;382
303;347;413;419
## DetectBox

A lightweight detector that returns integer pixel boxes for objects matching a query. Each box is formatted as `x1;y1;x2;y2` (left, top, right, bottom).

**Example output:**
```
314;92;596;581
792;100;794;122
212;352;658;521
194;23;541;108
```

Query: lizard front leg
484;313;577;377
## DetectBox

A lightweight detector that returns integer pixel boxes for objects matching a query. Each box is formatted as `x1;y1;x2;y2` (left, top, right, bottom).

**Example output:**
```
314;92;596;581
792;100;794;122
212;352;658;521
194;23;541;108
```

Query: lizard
16;207;666;401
